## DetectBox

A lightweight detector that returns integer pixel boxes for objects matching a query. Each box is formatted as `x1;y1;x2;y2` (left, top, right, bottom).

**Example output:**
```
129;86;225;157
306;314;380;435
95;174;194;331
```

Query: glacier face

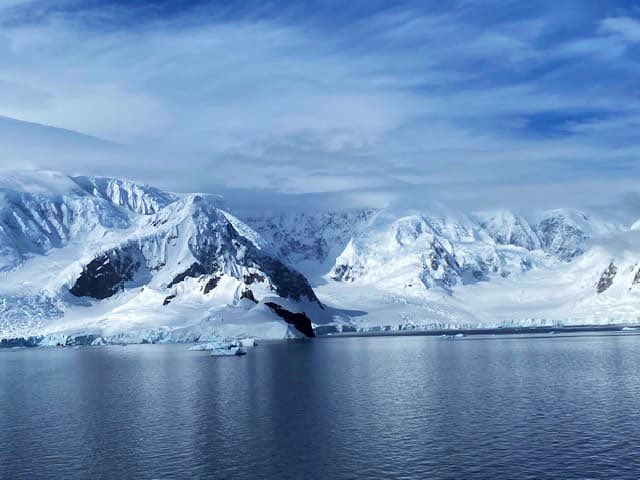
2;170;640;342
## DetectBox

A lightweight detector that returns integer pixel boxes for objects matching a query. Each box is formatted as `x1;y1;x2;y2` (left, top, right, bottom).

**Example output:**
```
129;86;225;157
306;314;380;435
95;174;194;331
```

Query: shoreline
3;324;640;349
316;324;640;339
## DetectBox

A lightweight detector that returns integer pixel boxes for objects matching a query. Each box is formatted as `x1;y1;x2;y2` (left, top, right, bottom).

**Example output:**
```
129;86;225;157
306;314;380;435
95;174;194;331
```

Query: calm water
2;333;640;479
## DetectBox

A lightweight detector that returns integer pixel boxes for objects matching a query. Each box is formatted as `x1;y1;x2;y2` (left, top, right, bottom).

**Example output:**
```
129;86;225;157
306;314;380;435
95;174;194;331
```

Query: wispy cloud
601;16;640;43
1;0;640;211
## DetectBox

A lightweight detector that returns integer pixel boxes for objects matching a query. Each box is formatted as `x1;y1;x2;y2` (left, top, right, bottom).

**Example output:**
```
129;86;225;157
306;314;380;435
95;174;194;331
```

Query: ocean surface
2;332;640;479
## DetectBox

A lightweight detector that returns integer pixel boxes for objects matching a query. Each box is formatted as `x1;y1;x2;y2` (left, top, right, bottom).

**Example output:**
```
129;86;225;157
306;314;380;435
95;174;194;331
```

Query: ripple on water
1;334;640;479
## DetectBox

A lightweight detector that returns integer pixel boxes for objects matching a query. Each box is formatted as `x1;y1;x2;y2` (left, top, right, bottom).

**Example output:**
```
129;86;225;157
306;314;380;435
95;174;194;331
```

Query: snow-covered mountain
0;171;323;343
245;206;637;330
2;170;640;344
244;209;377;279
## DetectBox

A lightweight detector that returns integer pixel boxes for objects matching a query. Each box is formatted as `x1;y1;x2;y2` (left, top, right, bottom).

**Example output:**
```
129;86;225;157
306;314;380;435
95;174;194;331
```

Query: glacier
2;169;640;345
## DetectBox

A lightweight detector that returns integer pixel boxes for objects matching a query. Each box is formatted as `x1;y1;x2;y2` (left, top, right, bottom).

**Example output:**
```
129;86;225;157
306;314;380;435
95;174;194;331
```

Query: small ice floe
440;333;465;340
210;346;247;356
189;339;250;356
622;327;638;332
189;341;225;351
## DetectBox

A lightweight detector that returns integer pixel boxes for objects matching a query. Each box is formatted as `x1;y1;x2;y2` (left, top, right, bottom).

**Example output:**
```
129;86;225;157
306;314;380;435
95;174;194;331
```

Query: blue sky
1;0;640;210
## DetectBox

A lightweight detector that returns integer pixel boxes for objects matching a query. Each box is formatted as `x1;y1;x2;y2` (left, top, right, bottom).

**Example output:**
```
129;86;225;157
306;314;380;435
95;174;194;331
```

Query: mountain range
2;170;640;344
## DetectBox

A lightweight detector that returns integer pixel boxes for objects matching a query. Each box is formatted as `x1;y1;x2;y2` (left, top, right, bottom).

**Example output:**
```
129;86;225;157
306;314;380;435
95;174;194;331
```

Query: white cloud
0;2;639;211
600;16;640;43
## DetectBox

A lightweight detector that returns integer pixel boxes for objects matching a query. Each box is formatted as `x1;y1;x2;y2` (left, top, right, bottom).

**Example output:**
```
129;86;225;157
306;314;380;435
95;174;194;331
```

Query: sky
1;0;640;212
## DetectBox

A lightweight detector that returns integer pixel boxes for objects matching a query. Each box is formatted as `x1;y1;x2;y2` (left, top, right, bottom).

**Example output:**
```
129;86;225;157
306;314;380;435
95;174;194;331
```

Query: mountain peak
72;175;178;215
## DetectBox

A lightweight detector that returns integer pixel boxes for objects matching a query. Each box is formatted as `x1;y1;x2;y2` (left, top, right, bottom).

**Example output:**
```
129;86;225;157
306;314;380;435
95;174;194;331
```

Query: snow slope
0;171;323;342
2;170;640;342
246;206;638;329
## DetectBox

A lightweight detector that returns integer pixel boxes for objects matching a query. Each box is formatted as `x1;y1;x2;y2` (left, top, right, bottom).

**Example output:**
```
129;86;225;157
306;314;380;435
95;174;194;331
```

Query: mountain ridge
0;171;323;342
1;169;640;343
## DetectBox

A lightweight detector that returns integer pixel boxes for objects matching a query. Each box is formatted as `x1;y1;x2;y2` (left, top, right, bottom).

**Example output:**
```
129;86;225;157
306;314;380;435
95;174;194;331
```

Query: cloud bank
1;0;640;212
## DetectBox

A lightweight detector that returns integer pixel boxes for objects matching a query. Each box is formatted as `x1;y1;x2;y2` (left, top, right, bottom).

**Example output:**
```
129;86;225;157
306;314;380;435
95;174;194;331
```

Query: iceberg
210;346;247;356
188;340;227;351
189;340;249;356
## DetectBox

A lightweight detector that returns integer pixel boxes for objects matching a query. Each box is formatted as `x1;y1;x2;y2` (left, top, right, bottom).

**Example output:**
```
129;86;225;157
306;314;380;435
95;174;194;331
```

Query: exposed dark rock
265;302;315;337
203;275;221;294
331;263;354;282
163;294;176;306
258;257;322;307
167;263;207;288
70;246;142;299
472;270;484;280
243;272;265;285
420;239;462;292
597;262;617;293
633;267;640;286
240;289;257;303
431;239;461;274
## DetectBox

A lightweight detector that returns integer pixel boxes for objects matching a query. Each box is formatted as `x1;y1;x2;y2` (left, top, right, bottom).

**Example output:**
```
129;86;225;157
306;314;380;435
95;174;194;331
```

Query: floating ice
188;340;227;351
210;346;246;356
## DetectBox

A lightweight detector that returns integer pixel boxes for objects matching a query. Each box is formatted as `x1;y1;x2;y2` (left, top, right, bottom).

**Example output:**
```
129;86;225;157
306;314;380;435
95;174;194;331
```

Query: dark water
2;333;640;479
